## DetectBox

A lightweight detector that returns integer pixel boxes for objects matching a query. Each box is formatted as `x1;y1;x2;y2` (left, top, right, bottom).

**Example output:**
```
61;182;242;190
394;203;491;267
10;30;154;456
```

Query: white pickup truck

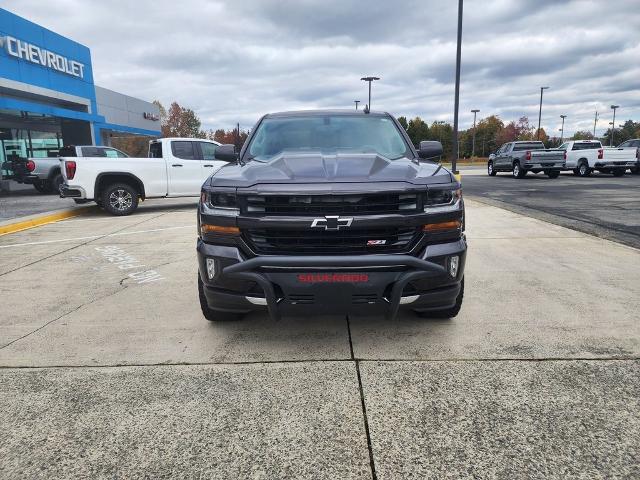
60;137;232;215
616;138;640;174
558;139;639;177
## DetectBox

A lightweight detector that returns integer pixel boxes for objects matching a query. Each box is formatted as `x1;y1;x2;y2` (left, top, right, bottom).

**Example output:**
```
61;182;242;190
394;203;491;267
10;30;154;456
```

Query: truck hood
207;152;453;189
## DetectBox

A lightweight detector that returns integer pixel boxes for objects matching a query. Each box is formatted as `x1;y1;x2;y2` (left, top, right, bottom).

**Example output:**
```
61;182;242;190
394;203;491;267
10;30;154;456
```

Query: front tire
415;278;464;319
612;169;625;177
546;170;560;179
198;275;244;321
513;162;526;178
487;161;497;176
101;183;139;216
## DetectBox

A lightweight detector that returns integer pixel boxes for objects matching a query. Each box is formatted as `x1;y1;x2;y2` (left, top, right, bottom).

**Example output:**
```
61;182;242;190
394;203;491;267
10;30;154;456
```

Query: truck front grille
244;226;419;255
242;193;419;215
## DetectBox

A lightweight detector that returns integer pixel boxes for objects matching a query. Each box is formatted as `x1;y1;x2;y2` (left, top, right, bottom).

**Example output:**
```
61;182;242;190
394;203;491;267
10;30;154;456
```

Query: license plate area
266;272;399;313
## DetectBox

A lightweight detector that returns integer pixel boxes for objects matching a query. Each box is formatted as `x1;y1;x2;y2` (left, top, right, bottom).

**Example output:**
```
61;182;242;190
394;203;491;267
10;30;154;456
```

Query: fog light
449;256;459;278
206;258;217;280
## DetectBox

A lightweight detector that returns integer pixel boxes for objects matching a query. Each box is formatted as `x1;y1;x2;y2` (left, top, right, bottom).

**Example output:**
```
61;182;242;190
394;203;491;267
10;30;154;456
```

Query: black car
196;110;466;321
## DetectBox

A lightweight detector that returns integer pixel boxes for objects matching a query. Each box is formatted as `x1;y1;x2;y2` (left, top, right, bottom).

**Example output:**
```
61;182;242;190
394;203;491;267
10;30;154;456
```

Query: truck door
167;140;203;196
197;141;227;181
497;143;510;168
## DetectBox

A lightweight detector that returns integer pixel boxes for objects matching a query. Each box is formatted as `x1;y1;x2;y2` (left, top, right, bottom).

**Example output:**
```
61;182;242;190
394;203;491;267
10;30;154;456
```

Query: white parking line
0;225;193;249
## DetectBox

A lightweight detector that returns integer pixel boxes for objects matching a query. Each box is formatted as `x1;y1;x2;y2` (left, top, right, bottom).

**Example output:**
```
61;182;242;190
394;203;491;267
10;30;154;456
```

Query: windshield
247;114;411;161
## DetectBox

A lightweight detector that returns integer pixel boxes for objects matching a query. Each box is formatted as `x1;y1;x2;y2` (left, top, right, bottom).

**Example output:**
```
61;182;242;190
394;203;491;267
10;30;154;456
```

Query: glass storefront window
0;111;65;178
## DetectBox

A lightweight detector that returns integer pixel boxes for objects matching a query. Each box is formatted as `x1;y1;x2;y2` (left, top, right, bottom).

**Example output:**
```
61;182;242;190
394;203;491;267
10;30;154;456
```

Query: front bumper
197;237;466;320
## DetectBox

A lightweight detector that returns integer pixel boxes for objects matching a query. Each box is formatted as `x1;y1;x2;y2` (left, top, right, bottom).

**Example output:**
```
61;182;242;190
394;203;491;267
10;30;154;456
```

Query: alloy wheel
109;189;133;211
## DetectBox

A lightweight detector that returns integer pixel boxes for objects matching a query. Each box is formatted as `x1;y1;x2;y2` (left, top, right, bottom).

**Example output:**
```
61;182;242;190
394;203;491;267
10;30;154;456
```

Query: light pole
537;86;549;140
360;76;380;111
593;111;598;137
610;105;619;146
451;0;464;173
354;100;360;111
559;115;567;143
471;109;480;158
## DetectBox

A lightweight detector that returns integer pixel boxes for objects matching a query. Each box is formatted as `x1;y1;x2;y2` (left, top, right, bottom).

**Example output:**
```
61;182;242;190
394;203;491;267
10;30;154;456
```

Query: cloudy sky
5;0;640;136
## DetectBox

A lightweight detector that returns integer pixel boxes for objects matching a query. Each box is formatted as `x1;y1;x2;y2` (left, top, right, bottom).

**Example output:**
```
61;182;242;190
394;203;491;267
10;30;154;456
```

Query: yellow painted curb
0;206;95;236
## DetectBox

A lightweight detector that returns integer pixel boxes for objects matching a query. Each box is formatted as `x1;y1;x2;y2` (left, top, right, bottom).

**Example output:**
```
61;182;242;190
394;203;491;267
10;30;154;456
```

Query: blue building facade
0;8;160;169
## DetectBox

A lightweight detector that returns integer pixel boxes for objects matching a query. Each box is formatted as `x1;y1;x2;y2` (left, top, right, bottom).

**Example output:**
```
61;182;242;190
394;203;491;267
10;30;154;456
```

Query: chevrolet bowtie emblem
310;216;353;231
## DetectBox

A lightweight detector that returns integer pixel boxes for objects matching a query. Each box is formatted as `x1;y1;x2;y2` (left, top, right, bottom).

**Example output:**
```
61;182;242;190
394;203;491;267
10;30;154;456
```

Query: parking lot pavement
461;169;640;249
1;198;639;478
0;188;78;222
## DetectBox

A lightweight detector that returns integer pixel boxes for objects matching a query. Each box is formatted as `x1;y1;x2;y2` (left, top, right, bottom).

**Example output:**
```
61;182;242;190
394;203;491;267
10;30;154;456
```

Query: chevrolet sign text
0;35;85;79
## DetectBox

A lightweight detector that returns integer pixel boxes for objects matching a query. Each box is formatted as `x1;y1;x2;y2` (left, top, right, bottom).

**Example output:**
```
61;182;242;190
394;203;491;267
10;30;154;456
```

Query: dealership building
0;8;160;189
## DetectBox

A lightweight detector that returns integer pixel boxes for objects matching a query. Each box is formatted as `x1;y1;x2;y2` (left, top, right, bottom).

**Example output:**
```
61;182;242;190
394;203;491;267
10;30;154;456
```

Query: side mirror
214;144;238;162
418;140;443;160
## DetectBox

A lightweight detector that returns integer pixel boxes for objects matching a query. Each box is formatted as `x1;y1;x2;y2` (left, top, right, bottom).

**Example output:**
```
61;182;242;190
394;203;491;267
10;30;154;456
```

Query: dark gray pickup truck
196;110;467;322
488;141;565;178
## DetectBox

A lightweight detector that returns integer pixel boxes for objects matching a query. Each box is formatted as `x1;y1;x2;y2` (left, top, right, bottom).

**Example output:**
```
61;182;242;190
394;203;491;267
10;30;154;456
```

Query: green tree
428;121;454;159
473;115;504;157
406;117;430;147
572;131;594;140
397;116;408;130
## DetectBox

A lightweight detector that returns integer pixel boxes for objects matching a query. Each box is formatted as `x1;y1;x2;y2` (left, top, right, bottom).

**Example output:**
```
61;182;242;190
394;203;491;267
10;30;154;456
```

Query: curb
0;206;96;237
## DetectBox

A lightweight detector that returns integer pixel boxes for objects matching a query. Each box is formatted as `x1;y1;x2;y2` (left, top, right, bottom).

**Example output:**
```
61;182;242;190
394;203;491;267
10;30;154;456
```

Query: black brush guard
222;254;447;321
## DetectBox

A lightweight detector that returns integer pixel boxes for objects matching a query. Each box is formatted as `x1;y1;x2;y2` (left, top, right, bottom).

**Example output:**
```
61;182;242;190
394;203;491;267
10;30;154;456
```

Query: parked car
59;137;225;215
487;141;565;178
6;145;130;194
615;138;640;174
196;110;466;322
557;140;638;177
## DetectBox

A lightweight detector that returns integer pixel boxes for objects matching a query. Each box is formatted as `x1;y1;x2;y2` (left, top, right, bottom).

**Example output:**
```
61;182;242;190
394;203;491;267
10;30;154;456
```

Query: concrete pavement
1;198;638;478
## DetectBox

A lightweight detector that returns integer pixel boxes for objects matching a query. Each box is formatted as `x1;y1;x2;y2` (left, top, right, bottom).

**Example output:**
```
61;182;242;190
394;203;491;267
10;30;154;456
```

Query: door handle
203;164;214;167
172;164;183;167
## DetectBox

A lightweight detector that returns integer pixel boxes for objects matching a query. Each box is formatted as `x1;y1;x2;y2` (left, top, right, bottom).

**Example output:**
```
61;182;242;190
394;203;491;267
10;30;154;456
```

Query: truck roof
264;109;390;118
151;137;220;143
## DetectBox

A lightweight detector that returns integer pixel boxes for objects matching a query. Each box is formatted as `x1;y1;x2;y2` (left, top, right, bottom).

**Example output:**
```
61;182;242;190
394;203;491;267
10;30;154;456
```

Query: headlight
201;190;240;216
424;188;462;213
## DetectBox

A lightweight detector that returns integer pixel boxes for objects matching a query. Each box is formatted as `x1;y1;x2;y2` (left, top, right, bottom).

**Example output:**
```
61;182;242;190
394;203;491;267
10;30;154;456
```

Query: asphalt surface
1;198;639;479
461;167;640;249
0;187;77;222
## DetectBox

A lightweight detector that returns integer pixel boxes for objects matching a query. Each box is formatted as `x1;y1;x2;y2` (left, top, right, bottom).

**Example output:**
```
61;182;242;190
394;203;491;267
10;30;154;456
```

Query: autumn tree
534;127;549;144
460;115;504;157
207;128;250;151
159;101;206;138
111;136;154;157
